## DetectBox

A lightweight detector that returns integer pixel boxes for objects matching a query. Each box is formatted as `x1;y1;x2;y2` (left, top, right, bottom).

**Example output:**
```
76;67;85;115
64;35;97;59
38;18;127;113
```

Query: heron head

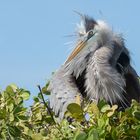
66;15;130;74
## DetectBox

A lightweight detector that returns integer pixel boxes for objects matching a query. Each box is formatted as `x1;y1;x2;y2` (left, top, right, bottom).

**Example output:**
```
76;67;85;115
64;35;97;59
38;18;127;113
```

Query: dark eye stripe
87;31;94;40
87;31;96;39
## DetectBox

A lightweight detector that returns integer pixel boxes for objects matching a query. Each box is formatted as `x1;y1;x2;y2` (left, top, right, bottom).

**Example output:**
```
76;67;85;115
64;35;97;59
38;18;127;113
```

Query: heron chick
48;15;140;119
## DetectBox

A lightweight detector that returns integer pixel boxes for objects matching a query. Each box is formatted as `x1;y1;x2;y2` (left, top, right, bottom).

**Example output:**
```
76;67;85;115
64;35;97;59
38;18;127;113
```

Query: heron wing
48;66;82;120
85;47;126;104
124;65;140;104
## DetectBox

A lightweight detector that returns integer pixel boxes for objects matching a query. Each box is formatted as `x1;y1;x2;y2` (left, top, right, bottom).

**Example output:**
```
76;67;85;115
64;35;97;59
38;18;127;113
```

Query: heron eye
87;30;94;40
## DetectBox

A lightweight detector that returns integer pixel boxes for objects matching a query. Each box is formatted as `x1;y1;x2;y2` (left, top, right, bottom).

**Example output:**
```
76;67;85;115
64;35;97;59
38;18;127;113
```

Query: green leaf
67;103;83;114
107;111;114;117
88;103;99;117
111;129;118;140
0;131;7;140
10;84;18;91
97;116;109;129
112;105;118;111
16;97;23;105
14;106;21;114
0;110;6;119
14;106;26;114
33;97;39;102
8;103;14;112
75;132;87;140
133;111;140;120
18;115;28;120
136;126;140;137
97;100;107;110
6;84;18;94
87;134;94;140
6;86;14;94
20;91;30;100
36;112;42;120
45;116;54;124
45;81;50;88
40;128;48;136
8;126;21;137
9;113;14;121
38;92;42;99
42;87;50;95
31;133;44;140
88;129;99;140
67;103;84;121
101;104;111;113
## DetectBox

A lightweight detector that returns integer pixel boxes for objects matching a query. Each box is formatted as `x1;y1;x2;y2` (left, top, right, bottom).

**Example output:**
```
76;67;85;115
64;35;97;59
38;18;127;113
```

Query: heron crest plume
48;15;140;120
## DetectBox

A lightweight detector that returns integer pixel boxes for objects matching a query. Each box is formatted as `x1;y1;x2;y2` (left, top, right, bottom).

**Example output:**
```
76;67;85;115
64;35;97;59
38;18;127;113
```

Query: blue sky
0;0;140;103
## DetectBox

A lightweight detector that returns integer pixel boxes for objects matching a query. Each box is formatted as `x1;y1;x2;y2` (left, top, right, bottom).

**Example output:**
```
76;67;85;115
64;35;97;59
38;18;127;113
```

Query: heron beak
65;40;87;64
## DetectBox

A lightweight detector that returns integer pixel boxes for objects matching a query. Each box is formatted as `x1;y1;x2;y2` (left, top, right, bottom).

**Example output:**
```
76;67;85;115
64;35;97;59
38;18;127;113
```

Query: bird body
48;15;140;119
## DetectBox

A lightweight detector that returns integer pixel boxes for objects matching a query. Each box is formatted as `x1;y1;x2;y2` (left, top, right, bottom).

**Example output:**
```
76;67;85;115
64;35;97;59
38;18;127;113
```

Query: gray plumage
48;15;140;119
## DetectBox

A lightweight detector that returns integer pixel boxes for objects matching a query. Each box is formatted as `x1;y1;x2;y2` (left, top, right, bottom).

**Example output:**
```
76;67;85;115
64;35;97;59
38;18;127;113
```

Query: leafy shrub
0;83;140;140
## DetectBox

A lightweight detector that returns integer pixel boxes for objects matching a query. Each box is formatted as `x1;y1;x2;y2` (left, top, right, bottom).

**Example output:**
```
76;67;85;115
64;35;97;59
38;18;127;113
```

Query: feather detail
85;46;127;106
48;66;82;120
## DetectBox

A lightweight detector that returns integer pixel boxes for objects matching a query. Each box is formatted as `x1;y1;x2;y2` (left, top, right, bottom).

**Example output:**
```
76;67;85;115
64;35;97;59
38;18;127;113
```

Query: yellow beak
65;40;87;64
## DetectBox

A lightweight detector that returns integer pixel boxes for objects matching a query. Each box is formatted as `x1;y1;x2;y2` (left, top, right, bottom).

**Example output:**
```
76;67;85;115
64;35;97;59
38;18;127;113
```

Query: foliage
0;83;140;140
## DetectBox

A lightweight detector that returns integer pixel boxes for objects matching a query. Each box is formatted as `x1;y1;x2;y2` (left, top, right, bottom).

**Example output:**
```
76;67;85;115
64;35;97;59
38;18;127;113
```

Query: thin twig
37;85;56;124
37;85;63;135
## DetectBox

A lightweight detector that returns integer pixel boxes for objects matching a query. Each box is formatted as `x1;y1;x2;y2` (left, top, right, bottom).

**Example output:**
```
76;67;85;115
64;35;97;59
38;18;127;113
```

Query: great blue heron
48;15;140;119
